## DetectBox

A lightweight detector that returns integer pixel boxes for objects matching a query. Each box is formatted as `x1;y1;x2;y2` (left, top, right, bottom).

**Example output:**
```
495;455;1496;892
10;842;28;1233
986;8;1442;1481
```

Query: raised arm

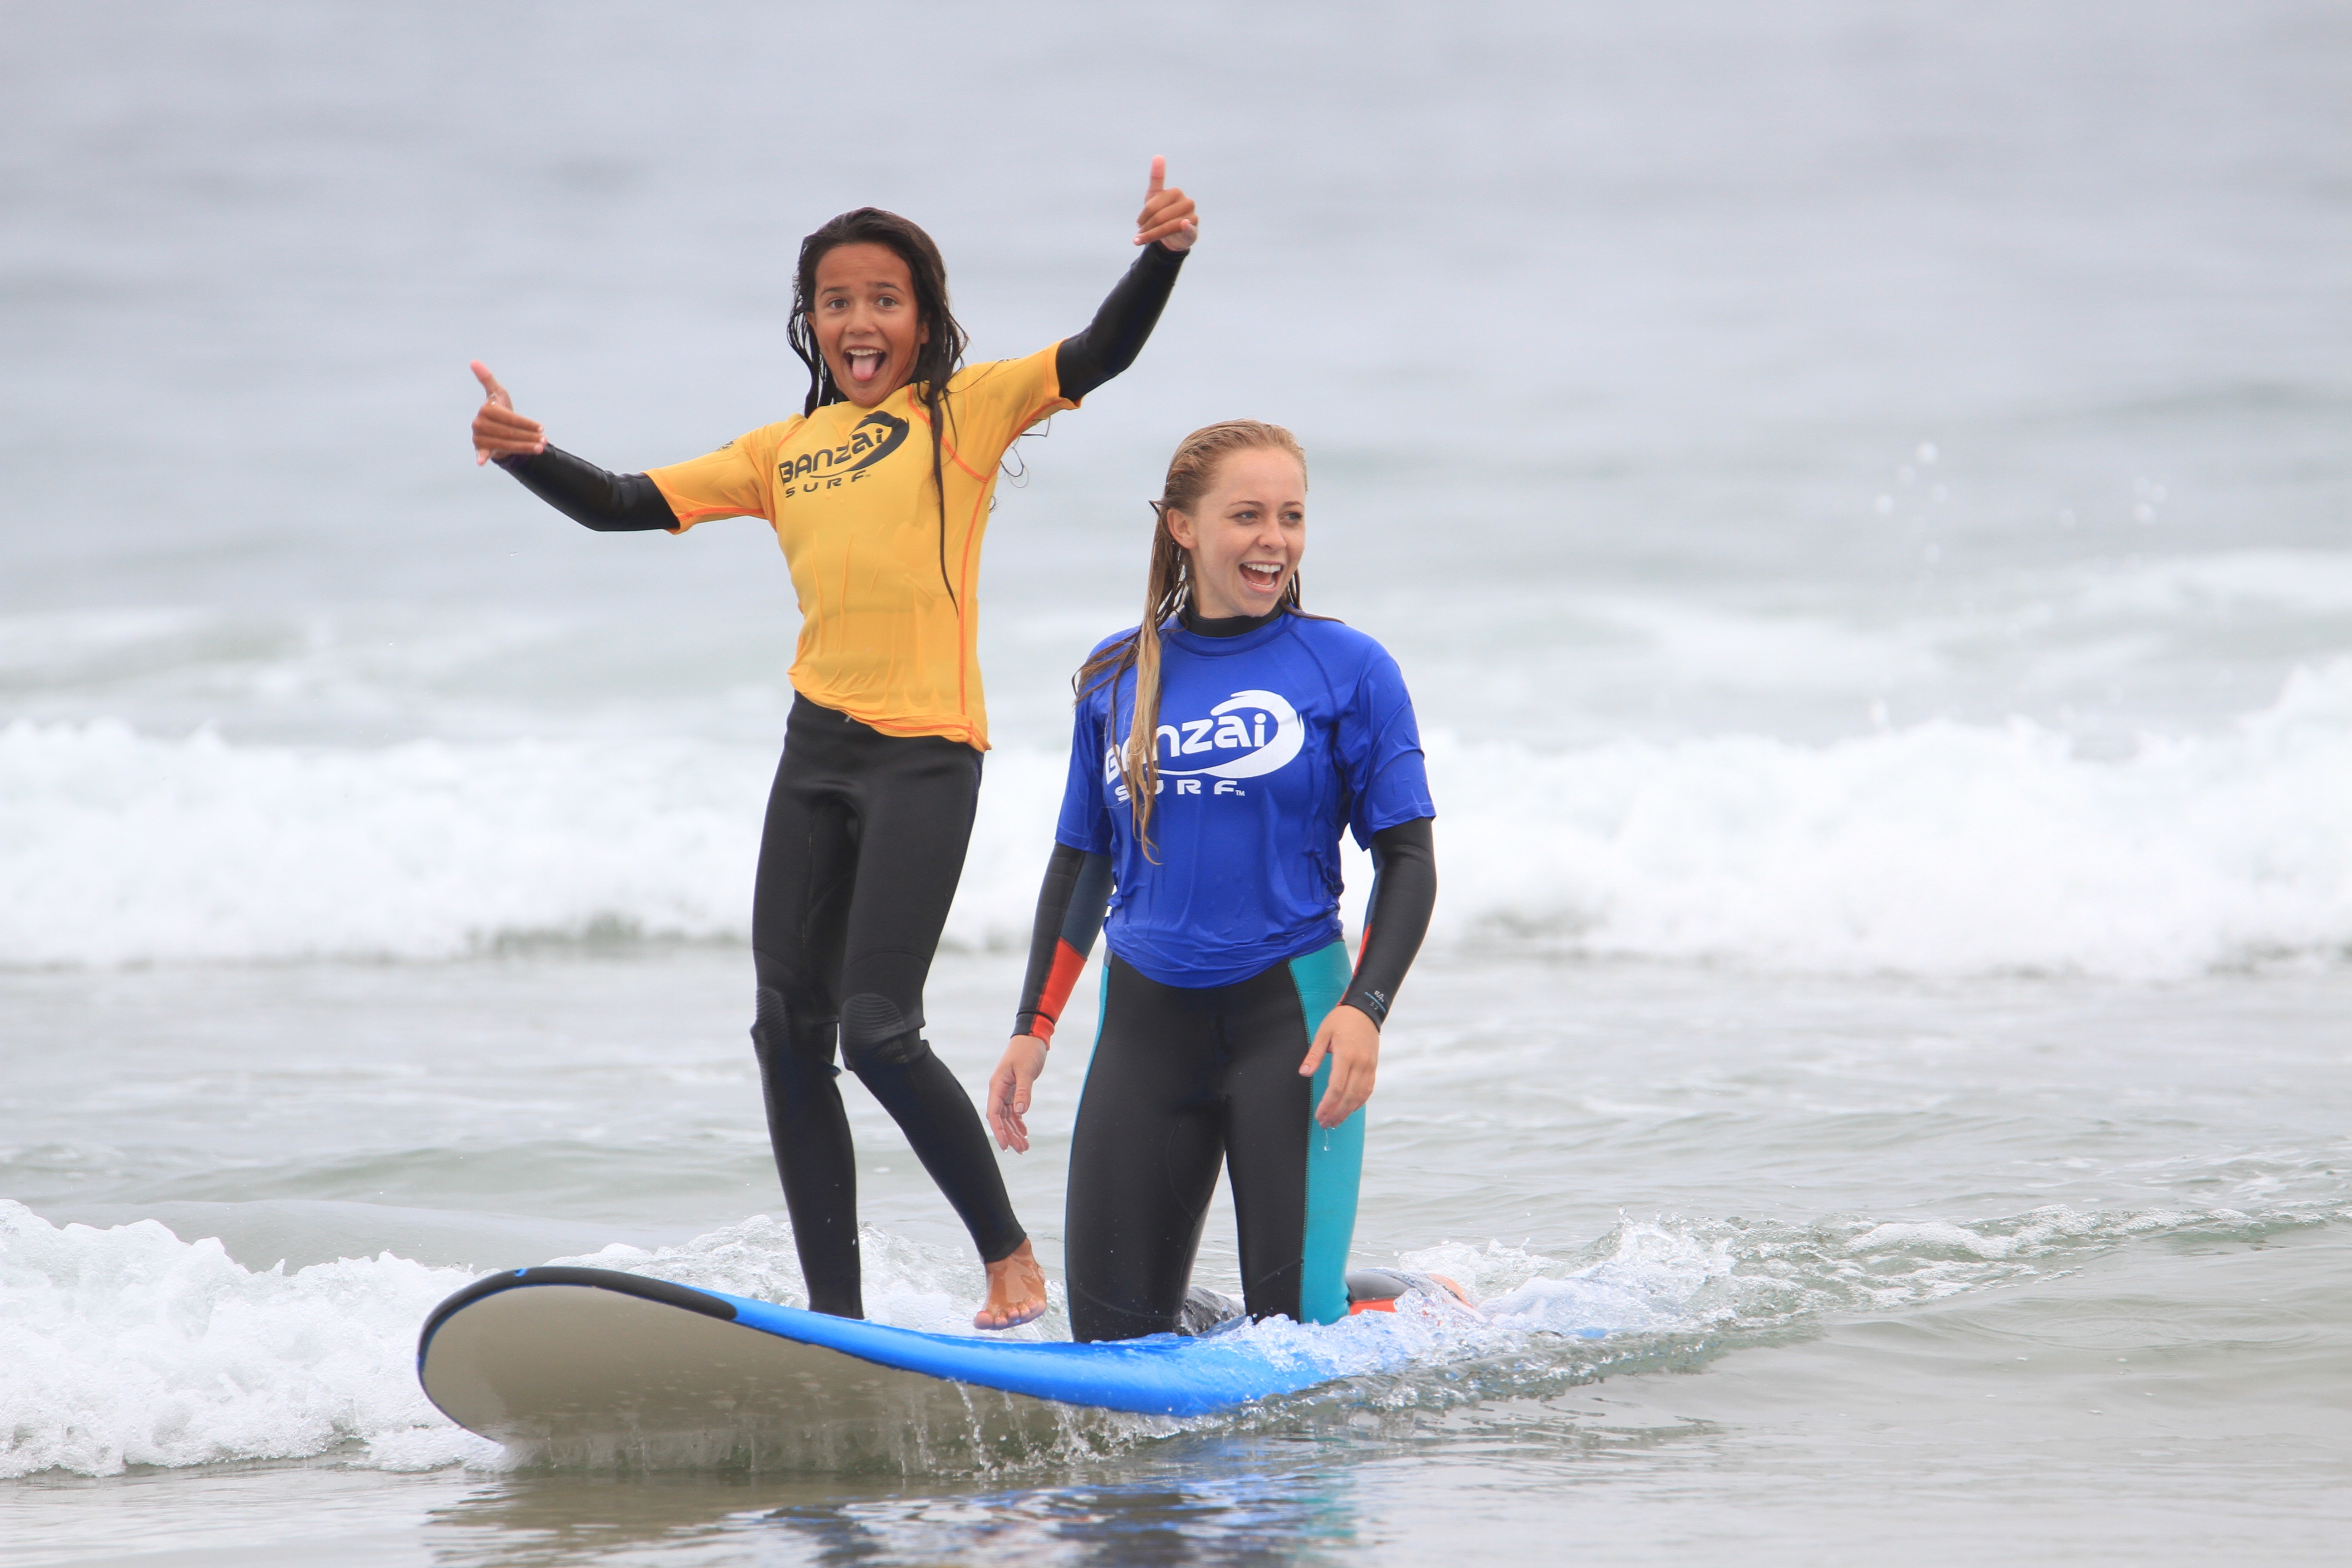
468;360;679;533
1054;156;1199;402
988;842;1115;1152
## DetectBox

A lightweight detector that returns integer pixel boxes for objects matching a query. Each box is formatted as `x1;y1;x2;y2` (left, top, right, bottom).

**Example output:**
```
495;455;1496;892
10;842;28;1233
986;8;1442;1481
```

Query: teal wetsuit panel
1289;939;1361;1325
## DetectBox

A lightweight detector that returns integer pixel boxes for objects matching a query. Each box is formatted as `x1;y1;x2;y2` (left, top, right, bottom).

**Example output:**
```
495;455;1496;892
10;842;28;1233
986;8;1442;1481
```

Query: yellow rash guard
647;346;1071;750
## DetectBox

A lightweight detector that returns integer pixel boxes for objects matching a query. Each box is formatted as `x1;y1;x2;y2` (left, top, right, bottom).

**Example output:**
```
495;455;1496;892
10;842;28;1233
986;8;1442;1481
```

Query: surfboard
416;1265;1353;1458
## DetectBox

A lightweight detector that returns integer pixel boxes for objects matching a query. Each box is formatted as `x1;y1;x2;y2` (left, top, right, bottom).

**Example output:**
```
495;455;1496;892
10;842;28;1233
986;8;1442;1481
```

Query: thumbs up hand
1134;155;1199;251
469;360;546;465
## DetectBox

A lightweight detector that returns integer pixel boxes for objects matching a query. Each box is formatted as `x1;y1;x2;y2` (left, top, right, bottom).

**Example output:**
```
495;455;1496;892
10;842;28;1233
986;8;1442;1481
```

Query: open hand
469;360;546;465
1298;1003;1379;1128
988;1034;1050;1152
1134;155;1199;251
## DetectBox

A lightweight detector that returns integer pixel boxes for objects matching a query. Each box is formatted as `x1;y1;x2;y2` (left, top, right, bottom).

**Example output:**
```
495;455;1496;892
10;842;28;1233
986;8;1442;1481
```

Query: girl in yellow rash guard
468;160;1200;1330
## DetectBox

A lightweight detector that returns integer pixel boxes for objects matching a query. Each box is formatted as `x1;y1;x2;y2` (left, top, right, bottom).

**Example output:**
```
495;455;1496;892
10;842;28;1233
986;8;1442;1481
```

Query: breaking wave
3;660;2348;977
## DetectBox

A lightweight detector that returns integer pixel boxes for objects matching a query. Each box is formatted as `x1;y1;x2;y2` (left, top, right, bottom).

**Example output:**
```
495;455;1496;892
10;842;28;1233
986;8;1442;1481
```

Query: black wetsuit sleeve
1343;817;1436;1029
1013;843;1116;1043
494;446;679;533
1054;241;1187;402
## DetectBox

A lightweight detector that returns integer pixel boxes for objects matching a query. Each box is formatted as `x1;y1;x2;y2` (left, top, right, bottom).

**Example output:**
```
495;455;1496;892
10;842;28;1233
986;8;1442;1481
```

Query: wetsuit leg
748;706;862;1318
825;713;1028;1268
1063;941;1364;1340
1212;962;1316;1326
1221;941;1361;1327
1064;956;1228;1342
743;701;1020;1326
748;697;1028;1314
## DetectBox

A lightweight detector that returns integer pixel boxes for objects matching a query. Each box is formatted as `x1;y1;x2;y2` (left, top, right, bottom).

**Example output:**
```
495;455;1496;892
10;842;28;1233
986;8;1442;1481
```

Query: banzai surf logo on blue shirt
1107;689;1304;799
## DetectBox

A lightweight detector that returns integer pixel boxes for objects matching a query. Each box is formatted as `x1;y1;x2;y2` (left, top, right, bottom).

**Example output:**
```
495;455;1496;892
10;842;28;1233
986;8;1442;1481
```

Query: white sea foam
0;1200;495;1479
0;1199;2313;1478
4;660;2348;976
0;721;768;966
1429;657;2352;976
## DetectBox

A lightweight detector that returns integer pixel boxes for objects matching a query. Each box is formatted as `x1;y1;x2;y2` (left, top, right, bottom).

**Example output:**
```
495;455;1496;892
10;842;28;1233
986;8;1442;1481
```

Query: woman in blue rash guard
985;420;1439;1342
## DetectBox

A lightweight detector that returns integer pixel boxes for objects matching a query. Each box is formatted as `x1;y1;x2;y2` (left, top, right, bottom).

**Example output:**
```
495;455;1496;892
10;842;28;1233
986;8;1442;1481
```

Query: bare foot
1427;1273;1478;1308
974;1239;1048;1331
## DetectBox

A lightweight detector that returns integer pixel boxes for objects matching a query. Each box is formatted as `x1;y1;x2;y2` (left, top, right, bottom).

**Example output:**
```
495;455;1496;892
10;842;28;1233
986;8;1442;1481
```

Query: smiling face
809;242;930;408
1164;446;1308;621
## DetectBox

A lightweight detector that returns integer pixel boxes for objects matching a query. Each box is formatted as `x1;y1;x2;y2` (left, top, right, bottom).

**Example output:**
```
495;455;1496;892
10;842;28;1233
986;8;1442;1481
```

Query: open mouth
845;348;885;386
1240;561;1285;593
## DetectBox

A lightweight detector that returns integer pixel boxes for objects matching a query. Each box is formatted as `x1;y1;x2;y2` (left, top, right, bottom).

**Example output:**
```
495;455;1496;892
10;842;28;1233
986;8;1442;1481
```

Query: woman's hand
988;1034;1050;1152
1299;1004;1380;1128
469;360;546;465
1134;155;1198;251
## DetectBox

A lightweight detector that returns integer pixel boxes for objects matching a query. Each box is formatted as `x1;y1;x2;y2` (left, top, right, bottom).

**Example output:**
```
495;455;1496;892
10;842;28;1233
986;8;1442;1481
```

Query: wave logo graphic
780;411;908;483
1109;689;1304;782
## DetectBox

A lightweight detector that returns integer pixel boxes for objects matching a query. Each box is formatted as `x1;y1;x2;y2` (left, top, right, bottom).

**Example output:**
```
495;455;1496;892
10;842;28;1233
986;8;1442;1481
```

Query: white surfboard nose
416;1267;1065;1465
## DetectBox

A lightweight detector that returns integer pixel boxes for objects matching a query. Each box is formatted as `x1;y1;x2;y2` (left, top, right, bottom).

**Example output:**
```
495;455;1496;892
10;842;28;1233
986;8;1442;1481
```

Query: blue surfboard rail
725;1294;1338;1416
418;1266;1352;1417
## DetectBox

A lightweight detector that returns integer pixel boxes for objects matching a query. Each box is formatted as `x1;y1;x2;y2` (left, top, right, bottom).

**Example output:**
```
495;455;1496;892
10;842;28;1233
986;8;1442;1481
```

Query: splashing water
4;1197;2325;1480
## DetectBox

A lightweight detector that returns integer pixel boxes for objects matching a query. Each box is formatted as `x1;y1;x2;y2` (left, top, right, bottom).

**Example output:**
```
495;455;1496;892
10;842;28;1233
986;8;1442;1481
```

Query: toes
972;1296;1047;1332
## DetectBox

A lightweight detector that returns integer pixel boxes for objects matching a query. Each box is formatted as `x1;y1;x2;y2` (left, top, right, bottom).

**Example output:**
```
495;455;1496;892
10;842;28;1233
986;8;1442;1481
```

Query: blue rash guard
1056;612;1435;989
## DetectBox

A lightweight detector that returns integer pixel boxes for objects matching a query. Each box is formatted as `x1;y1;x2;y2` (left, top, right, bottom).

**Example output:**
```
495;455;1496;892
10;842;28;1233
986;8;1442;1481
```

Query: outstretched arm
468;360;679;533
989;842;1115;1151
1054;156;1199;402
496;446;678;533
1299;817;1437;1128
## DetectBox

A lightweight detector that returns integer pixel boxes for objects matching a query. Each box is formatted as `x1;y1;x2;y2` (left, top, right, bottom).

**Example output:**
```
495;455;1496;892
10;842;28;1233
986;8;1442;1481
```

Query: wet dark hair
787;207;971;603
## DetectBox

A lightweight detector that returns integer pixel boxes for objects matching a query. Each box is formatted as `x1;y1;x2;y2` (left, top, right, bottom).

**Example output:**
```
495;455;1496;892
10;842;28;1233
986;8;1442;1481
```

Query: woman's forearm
1345;817;1435;1027
1013;843;1115;1042
495;445;678;532
1054;241;1187;402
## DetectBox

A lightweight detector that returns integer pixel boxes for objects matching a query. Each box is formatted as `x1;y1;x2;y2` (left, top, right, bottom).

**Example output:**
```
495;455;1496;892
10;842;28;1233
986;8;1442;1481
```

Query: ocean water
4;1;2350;1563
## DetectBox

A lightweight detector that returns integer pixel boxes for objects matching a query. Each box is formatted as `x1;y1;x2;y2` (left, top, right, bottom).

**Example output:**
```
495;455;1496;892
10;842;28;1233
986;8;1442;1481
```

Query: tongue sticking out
848;351;882;385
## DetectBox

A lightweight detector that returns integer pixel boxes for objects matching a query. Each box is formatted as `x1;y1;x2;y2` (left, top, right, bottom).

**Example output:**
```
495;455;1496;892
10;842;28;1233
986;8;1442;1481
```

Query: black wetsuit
496;242;1186;1318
